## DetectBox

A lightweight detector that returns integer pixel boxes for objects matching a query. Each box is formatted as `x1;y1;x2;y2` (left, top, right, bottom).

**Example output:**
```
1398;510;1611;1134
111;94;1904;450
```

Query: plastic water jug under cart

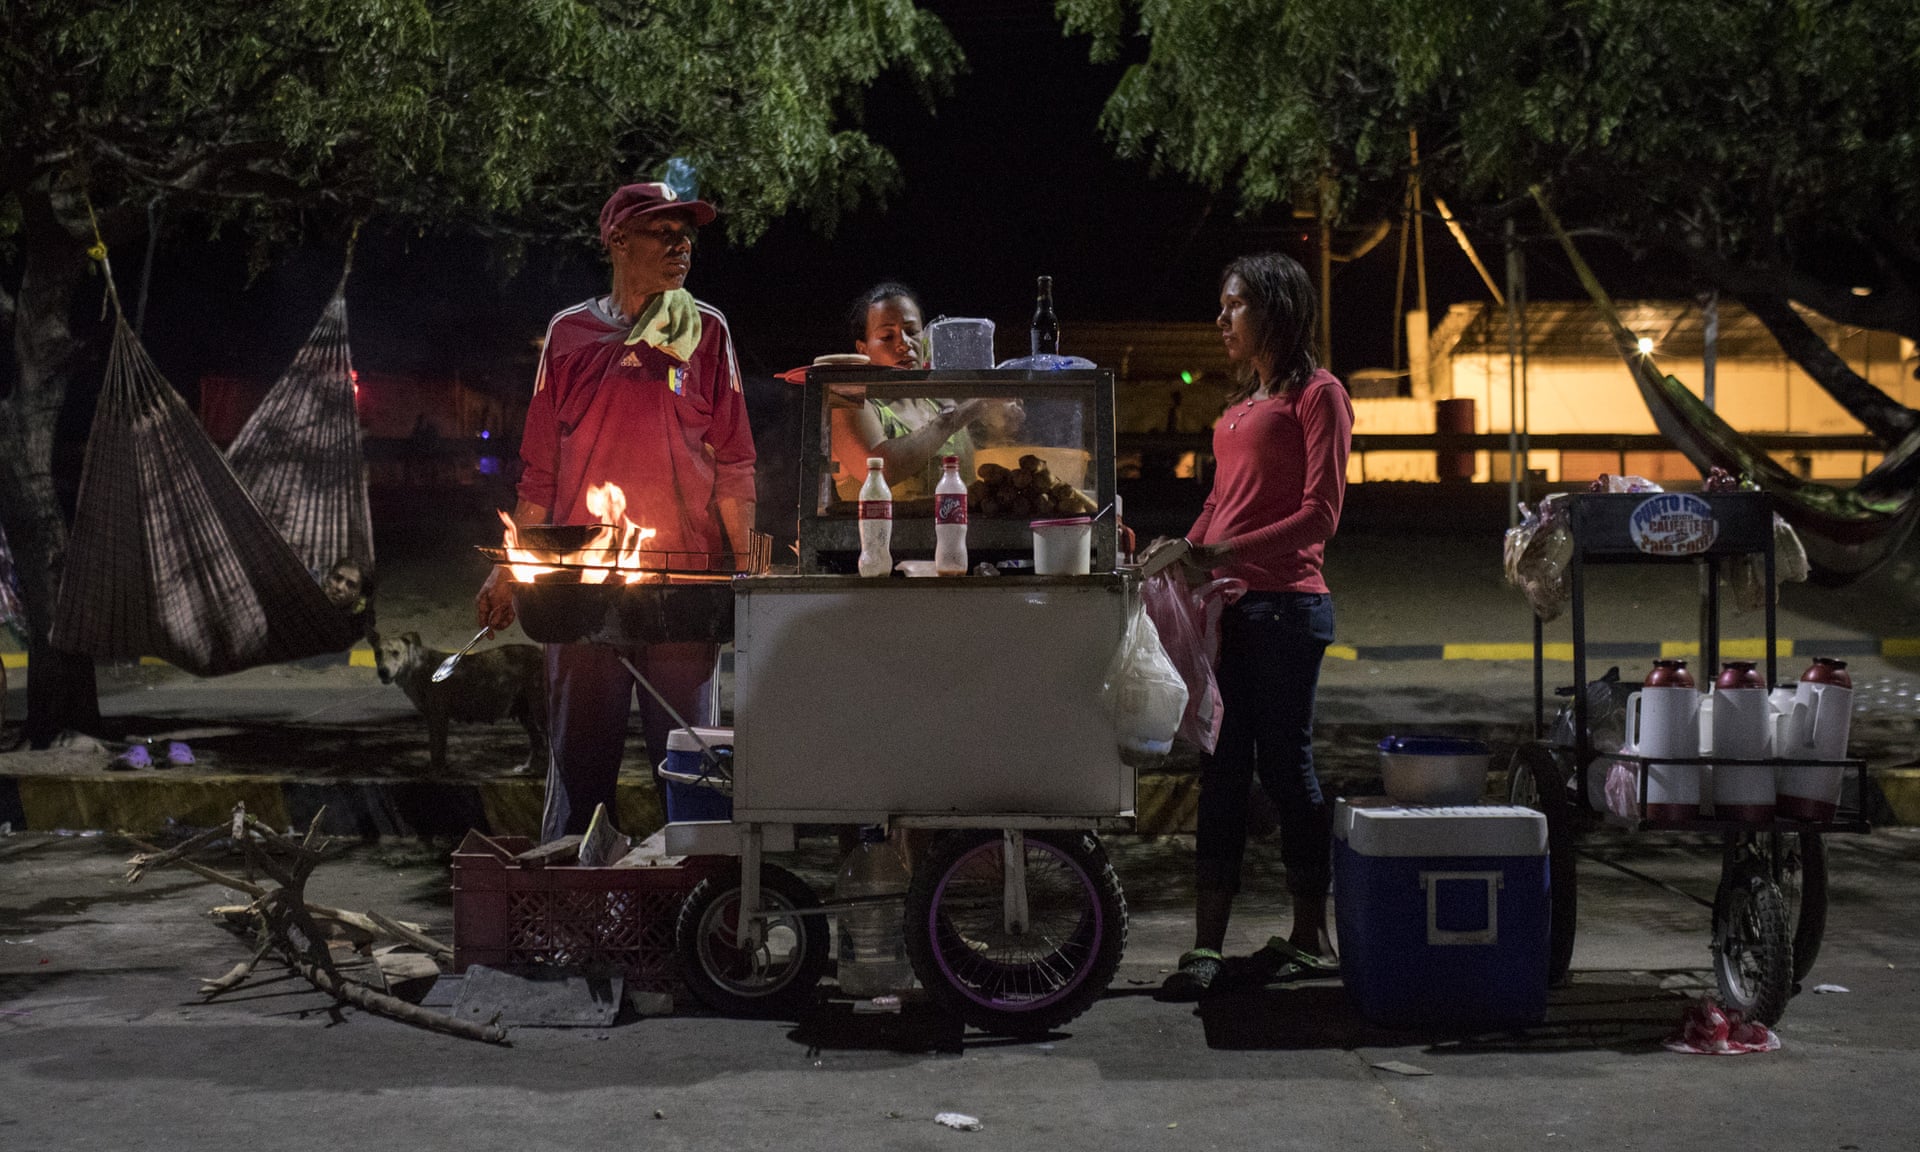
835;826;914;997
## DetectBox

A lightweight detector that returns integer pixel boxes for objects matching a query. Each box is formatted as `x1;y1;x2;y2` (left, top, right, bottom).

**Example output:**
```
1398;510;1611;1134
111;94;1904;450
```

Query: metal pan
511;579;734;646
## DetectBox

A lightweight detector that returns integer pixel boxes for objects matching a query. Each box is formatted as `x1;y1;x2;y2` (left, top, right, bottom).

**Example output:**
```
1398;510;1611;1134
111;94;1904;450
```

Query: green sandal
1156;949;1226;1002
1249;936;1340;979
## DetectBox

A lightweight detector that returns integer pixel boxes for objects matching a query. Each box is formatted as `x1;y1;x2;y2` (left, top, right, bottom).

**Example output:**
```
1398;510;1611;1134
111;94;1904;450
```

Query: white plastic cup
1030;516;1092;575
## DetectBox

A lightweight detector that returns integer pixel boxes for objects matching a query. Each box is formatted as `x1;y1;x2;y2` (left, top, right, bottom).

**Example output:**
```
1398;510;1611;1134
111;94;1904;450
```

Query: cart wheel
1712;855;1793;1026
904;830;1127;1037
1508;741;1578;987
676;863;829;1018
1776;831;1829;984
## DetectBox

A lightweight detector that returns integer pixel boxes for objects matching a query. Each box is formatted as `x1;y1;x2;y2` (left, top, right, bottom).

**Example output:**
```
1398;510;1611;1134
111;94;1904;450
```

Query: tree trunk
0;183;100;746
1735;289;1920;446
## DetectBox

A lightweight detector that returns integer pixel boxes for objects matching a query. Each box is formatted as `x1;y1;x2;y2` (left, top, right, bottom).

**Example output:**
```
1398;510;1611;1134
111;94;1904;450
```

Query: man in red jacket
477;182;756;842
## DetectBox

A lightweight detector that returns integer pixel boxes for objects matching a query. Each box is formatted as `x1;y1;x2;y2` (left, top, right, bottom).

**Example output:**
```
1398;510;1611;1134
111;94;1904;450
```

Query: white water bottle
858;457;892;577
835;825;913;997
934;454;968;576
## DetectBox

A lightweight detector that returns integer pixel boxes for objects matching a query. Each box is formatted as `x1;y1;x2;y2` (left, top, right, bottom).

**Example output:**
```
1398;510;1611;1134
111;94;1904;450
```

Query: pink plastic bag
1140;571;1245;753
1663;996;1780;1055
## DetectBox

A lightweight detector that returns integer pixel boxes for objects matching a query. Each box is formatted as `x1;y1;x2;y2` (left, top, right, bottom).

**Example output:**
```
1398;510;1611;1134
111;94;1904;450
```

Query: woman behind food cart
1158;251;1354;1001
828;283;1014;502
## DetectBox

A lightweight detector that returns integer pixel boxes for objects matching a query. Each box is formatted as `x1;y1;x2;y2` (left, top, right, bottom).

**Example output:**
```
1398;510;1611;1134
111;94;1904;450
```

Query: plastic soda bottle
934;454;968;576
835;825;913;997
858;457;892;577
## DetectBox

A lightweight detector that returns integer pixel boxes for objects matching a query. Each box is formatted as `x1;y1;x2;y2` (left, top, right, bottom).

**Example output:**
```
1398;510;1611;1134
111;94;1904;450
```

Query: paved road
3;824;1917;1151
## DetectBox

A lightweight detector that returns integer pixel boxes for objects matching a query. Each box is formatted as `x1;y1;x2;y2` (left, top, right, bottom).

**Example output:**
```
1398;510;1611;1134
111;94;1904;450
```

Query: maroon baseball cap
598;182;716;247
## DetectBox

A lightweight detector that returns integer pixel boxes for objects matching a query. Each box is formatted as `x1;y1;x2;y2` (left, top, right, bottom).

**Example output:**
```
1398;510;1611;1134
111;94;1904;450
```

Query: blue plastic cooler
1334;798;1550;1028
658;726;734;822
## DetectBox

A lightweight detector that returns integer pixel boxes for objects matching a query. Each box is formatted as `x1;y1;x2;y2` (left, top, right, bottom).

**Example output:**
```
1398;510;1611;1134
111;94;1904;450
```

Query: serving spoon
431;627;492;684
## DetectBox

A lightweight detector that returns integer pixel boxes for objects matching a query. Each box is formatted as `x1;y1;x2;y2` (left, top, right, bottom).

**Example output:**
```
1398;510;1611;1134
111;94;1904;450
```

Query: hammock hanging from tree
1532;188;1920;585
225;257;374;579
50;255;363;676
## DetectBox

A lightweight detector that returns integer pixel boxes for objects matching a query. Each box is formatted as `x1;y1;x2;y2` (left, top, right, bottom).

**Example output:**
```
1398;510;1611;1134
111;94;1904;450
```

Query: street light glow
1852;286;1873;297
1637;336;1655;355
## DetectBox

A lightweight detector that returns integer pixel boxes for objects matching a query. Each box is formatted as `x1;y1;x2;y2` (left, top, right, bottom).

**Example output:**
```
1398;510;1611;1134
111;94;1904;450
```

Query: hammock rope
50;241;362;675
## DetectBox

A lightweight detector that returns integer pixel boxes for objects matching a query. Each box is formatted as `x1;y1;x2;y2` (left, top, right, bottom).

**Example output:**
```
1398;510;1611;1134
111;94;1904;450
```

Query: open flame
499;482;658;584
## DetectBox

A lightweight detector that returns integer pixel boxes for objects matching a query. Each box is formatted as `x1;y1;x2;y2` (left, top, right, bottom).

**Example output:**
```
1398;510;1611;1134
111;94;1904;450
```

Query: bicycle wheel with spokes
1774;831;1829;984
1712;854;1793;1026
905;829;1126;1037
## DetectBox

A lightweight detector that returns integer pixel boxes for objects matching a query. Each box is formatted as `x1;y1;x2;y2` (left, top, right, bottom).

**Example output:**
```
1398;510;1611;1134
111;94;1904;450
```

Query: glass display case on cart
795;368;1118;573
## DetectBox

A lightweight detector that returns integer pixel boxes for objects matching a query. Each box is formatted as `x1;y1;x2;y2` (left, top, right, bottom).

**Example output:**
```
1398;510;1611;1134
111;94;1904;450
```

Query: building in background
1081;304;1916;486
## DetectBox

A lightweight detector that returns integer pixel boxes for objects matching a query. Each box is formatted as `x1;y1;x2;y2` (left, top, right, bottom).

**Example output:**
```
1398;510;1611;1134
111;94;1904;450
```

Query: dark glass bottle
1030;275;1059;356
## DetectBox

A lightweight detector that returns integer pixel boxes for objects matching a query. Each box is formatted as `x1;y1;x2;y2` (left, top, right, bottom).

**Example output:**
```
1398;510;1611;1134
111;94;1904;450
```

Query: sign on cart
1629;493;1718;555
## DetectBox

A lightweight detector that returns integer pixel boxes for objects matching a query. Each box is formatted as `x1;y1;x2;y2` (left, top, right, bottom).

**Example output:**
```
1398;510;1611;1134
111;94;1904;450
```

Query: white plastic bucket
1031;516;1092;575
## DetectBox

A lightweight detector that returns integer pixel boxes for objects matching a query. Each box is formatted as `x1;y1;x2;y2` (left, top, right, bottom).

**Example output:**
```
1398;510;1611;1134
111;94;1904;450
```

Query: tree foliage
1058;0;1920;339
2;0;960;248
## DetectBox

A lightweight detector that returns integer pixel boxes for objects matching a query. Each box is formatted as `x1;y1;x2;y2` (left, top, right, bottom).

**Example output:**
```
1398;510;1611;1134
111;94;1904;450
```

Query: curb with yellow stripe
1323;637;1902;662
6;765;1917;838
2;648;379;670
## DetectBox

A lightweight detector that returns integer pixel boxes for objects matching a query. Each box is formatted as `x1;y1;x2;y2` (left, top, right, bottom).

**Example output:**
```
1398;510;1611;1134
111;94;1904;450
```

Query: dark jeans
1195;591;1336;899
542;640;716;843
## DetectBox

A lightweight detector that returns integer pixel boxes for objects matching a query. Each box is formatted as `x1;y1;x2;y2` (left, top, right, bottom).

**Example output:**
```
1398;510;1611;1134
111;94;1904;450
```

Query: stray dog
376;631;548;773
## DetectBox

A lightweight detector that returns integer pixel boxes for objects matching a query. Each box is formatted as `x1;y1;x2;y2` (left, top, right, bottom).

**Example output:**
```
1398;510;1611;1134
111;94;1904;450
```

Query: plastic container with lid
1031;516;1092;575
1376;735;1493;806
658;726;734;822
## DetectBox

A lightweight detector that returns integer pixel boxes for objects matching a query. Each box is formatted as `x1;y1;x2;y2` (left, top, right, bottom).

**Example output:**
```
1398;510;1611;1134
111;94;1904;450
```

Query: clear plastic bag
1503;495;1574;622
1728;514;1811;614
1139;570;1245;753
1104;590;1189;764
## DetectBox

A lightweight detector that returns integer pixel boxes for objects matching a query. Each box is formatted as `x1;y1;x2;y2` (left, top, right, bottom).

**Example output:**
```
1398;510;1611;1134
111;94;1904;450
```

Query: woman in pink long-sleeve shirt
1158;252;1354;1001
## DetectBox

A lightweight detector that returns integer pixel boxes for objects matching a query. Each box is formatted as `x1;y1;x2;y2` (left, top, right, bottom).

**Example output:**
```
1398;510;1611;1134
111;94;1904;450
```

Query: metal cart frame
1517;491;1868;1025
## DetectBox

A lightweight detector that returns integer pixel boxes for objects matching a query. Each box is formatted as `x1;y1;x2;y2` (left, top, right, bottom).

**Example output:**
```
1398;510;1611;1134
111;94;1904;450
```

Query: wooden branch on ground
123;837;431;947
292;952;506;1044
125;804;502;1044
366;912;452;961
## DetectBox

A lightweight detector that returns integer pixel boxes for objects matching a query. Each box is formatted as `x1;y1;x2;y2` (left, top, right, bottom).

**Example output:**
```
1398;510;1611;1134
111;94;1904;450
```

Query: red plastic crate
451;832;718;992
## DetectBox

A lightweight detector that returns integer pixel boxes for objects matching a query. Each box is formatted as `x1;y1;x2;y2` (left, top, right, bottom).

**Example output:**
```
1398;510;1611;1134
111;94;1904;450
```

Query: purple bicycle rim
926;837;1102;1014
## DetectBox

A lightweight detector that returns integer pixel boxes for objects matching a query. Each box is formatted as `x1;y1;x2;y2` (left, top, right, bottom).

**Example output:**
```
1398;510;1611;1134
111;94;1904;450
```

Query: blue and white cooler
658;726;734;822
1334;798;1550;1028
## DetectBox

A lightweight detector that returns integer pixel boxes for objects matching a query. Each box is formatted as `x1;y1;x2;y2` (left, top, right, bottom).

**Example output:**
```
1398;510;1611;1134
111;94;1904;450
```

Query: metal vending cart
659;367;1137;1036
1509;490;1869;1025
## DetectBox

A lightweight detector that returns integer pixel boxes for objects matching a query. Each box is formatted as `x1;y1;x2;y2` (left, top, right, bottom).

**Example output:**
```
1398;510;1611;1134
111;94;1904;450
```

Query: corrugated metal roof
1447;299;1857;360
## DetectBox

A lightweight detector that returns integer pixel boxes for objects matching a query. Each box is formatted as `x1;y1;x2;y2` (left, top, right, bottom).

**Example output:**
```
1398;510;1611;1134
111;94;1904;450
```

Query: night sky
133;4;1524;411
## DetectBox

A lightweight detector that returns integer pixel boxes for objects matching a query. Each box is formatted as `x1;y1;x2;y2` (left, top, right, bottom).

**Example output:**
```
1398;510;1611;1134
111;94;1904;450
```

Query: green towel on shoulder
625;289;703;362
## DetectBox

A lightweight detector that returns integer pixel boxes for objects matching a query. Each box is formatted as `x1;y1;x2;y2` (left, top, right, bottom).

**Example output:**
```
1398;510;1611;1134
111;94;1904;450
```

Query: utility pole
1406;130;1431;398
1504;219;1523;527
